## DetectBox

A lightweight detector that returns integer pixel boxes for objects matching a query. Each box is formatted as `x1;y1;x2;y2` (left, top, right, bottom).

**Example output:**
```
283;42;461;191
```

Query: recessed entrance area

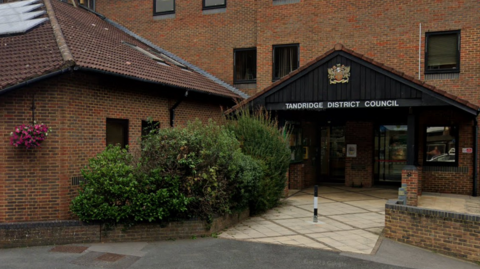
320;125;346;183
374;125;407;183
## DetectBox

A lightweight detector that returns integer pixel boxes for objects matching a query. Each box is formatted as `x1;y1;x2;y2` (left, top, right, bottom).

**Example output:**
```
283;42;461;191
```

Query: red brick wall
0;72;228;223
288;163;304;190
96;0;257;96
417;108;474;195
0;209;249;248
345;121;373;187
385;201;480;263
97;0;480;105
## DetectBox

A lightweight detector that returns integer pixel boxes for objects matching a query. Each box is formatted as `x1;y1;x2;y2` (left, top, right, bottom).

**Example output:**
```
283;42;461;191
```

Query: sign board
279;99;423;111
462;148;473;154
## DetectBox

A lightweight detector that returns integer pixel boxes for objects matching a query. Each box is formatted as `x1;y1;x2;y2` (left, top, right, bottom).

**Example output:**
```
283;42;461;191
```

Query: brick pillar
284;171;289;197
417;167;422;196
402;166;419;206
288;163;305;190
345;121;374;187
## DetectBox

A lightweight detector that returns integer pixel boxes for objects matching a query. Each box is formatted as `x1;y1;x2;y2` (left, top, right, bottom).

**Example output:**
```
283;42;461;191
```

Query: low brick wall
385;200;480;262
0;209;249;248
102;209;250;243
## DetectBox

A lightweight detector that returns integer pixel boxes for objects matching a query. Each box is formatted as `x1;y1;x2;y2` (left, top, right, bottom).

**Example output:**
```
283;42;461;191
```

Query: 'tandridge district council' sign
285;100;402;110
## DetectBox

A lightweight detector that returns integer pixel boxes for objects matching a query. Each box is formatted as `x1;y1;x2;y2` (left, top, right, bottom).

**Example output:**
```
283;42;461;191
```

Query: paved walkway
419;192;480;215
219;185;398;254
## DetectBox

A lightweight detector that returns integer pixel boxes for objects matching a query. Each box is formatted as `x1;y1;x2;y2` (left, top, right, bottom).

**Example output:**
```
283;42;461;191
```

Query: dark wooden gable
264;52;422;104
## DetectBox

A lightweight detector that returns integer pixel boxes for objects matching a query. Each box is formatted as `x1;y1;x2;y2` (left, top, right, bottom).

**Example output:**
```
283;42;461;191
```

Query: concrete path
220;186;397;254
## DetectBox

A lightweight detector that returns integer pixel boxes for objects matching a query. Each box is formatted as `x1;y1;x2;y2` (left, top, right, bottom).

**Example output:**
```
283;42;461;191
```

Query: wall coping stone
0;220;97;230
386;199;480;221
402;165;418;171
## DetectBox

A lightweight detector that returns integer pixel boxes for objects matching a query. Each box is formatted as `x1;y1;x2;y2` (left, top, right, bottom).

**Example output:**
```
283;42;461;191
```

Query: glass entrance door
320;126;345;182
374;125;407;183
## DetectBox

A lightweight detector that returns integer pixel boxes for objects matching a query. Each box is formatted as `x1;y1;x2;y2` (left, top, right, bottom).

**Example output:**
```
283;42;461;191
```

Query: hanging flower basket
10;123;52;149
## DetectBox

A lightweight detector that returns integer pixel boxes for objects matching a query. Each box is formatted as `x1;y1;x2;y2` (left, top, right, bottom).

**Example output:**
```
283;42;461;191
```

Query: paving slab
220;186;397;255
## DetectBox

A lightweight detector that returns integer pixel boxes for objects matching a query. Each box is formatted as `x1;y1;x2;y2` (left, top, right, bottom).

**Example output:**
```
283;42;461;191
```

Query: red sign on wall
462;148;473;153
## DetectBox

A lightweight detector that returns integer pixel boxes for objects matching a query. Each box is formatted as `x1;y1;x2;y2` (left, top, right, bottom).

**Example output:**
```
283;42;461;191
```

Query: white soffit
0;0;47;36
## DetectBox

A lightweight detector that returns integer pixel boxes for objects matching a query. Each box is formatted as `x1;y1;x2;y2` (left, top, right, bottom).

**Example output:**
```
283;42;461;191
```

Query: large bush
70;146;191;228
71;120;263;227
227;108;291;214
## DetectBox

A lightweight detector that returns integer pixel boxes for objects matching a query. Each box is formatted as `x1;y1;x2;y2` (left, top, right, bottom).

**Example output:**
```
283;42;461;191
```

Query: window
234;48;256;84
203;0;226;9
425;31;460;73
79;0;95;10
106;119;129;148
424;126;457;166
141;120;160;136
154;0;175;15
273;44;299;80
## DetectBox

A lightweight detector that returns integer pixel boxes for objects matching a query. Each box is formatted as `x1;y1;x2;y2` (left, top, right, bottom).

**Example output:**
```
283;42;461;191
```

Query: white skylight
0;0;47;36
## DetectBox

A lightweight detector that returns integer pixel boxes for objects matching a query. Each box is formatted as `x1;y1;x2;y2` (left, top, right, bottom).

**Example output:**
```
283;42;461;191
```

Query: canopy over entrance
236;44;478;115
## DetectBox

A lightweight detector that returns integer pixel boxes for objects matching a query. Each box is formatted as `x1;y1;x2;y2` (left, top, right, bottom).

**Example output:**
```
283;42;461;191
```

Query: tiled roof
227;43;479;113
0;0;243;99
0;3;65;91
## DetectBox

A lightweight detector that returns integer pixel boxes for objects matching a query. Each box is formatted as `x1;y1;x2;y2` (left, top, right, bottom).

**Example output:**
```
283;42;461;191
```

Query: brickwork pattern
418;108;474;195
401;168;419;206
97;0;480;104
0;210;249;248
345;121;373;187
288;163;304;190
0;72;226;223
385;202;480;263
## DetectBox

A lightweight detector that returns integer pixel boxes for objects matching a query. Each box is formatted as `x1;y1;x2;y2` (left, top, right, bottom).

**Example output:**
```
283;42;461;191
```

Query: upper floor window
154;0;175;15
234;48;256;84
273;44;299;81
79;0;95;10
425;31;460;74
203;0;226;9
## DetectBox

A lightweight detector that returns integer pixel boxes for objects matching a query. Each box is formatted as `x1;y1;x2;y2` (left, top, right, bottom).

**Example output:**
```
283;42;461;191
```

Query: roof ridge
44;0;74;66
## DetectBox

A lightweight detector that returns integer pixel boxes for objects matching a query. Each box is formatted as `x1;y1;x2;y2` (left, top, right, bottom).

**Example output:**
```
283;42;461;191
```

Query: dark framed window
234;48;256;84
141;120;160;136
106;119;129;148
273;44;299;81
154;0;175;15
79;0;95;10
425;31;460;74
203;0;226;10
424;126;458;166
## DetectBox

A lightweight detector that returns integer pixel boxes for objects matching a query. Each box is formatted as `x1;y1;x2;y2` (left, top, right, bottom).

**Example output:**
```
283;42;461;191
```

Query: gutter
74;67;236;100
0;68;72;97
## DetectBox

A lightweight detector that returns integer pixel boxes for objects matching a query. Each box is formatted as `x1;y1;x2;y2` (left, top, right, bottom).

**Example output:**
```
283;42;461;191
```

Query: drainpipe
474;116;478;197
170;90;189;127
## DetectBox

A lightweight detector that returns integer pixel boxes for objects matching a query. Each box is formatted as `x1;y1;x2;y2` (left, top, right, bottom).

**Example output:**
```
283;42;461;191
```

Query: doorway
319;125;346;182
374;125;407;183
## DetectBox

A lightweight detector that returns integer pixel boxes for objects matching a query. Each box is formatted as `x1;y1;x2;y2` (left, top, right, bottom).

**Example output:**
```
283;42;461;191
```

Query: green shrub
70;146;190;228
227;108;291;214
138;119;257;220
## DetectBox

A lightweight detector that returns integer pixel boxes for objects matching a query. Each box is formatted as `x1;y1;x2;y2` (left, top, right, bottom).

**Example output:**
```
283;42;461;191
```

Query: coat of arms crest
328;64;350;84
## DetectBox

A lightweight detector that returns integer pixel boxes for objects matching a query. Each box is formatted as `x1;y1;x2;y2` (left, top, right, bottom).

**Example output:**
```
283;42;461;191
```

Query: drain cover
50;246;88;253
96;253;126;262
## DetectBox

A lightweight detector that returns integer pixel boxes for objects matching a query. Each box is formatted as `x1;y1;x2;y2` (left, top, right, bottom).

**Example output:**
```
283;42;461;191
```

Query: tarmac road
0;237;478;269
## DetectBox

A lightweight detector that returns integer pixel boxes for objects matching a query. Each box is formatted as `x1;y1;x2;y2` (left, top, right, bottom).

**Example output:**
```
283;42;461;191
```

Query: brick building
0;0;244;223
95;0;480;196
